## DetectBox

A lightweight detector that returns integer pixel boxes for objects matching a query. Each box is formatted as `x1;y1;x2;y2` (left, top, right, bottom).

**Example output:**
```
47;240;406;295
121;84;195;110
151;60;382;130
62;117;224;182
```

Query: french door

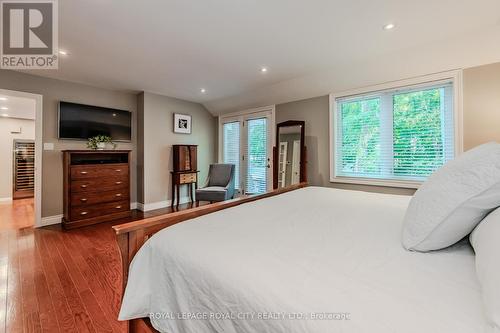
220;108;274;195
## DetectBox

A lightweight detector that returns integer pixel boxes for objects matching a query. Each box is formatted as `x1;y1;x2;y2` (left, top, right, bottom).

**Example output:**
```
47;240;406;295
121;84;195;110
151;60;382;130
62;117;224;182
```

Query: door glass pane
246;118;267;194
223;122;240;189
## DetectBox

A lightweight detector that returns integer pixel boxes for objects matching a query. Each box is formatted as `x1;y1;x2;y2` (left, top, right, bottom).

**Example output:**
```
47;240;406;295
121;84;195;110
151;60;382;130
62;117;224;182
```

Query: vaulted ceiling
25;0;500;114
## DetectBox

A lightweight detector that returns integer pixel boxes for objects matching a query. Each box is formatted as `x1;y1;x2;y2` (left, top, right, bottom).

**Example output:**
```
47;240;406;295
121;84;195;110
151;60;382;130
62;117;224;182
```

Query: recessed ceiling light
59;50;68;55
1;114;8;117
260;67;268;73
0;97;7;101
200;88;206;93
383;23;395;30
0;107;8;110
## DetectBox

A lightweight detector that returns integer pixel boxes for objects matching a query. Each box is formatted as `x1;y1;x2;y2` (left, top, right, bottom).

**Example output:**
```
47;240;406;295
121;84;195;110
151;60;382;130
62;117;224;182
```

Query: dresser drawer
71;164;129;180
71;189;129;207
179;173;197;184
70;200;129;221
71;176;128;193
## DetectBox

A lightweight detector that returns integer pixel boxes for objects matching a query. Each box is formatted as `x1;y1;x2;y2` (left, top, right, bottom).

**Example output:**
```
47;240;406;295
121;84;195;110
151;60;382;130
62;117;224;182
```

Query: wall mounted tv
58;101;132;141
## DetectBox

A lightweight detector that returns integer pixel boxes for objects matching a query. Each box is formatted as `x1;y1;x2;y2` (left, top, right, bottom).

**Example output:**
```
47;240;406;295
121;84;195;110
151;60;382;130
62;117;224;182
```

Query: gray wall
0;118;35;199
463;62;500;150
0;69;137;217
138;92;216;205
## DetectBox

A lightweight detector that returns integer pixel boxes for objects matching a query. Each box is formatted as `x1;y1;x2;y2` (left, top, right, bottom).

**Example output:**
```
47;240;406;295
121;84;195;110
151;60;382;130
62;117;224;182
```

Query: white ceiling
0;94;36;120
23;0;500;114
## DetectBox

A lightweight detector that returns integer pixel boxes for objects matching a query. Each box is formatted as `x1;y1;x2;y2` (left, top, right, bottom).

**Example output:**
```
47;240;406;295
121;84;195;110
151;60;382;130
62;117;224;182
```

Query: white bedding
119;187;487;333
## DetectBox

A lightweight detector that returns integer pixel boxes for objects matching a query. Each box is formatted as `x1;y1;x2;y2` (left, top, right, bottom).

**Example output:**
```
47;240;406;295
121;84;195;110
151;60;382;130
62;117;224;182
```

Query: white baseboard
136;196;191;212
0;197;12;203
130;202;138;210
39;214;63;227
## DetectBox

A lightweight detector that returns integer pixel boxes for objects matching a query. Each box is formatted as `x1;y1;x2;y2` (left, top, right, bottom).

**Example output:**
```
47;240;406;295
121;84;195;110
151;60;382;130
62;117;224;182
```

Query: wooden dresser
63;150;131;229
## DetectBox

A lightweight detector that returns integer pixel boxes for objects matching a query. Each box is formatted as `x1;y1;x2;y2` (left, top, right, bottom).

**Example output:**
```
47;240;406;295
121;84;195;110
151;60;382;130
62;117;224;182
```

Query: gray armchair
196;164;235;203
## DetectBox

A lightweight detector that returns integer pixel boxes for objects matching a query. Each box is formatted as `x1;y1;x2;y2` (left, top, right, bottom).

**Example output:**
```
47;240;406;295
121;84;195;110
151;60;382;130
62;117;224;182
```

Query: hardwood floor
0;199;34;230
0;202;204;333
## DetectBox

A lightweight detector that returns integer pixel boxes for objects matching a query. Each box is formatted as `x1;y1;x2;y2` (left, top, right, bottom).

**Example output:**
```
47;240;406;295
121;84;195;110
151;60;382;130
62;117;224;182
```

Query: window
223;122;240;189
331;74;461;188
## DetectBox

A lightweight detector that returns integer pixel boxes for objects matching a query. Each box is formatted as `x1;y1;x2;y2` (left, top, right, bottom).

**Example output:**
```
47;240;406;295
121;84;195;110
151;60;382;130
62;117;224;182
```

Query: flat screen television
58;101;132;141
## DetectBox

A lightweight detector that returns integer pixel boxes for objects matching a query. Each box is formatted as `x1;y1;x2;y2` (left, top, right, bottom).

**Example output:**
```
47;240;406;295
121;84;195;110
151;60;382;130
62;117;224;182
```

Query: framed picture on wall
173;113;192;134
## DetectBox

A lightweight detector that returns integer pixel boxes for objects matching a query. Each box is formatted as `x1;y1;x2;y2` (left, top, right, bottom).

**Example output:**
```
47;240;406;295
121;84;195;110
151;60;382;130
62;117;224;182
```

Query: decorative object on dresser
86;135;117;150
62;150;131;229
173;113;192;134
171;144;199;206
273;120;307;189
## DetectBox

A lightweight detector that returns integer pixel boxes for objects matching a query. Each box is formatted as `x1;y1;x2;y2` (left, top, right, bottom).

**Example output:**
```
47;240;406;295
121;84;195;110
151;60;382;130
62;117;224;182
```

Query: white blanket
119;187;487;333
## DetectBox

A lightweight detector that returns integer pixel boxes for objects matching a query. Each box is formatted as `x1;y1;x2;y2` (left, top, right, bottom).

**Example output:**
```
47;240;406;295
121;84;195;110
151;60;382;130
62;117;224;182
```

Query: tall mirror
273;121;306;189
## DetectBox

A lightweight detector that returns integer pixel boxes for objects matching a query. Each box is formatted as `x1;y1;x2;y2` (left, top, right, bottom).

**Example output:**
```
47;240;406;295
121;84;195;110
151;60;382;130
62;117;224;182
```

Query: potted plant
87;135;117;150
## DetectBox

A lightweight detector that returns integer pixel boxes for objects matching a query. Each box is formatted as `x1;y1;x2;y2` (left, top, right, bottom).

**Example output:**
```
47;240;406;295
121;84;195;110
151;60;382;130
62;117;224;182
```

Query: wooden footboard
113;182;308;332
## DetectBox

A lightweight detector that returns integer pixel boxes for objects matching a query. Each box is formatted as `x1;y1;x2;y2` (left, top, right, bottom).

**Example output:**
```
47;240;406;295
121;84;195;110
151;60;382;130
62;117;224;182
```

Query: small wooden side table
171;170;199;206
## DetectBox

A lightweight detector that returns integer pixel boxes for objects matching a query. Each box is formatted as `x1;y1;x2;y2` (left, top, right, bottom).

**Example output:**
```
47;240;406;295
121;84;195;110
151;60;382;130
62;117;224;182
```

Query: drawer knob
80;171;88;174
80;211;88;215
115;206;122;209
80;198;88;202
115;181;122;185
115;169;121;172
80;184;88;188
115;193;122;197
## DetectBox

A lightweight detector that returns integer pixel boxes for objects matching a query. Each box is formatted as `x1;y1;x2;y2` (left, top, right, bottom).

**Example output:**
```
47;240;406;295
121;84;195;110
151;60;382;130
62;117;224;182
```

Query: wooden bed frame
112;182;308;332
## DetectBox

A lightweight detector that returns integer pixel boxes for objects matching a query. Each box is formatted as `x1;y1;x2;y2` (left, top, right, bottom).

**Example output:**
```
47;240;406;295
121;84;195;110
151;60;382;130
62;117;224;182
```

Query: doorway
219;106;275;195
0;89;42;229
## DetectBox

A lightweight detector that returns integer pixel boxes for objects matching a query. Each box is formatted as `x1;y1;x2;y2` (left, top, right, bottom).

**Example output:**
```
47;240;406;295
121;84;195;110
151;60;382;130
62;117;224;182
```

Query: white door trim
0;89;43;227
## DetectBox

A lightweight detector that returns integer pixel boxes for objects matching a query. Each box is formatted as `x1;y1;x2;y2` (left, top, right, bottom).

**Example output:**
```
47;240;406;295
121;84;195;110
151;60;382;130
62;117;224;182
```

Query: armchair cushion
208;164;234;187
195;186;229;202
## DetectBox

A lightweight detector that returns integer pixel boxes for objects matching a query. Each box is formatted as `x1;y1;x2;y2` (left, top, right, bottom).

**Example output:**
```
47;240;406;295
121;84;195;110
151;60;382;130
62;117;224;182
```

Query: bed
115;185;488;333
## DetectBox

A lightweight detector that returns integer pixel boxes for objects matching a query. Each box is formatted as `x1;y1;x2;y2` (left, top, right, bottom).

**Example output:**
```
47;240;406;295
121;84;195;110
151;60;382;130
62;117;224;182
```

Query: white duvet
119;187;487;333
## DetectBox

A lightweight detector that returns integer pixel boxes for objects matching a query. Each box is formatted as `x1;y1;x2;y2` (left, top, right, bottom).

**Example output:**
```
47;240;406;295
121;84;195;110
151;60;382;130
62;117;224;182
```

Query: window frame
329;70;463;189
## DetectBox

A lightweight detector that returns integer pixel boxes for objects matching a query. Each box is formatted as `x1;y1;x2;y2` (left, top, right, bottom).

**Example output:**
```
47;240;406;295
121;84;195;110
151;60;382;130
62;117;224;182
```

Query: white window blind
245;118;267;194
334;80;455;185
223;122;240;189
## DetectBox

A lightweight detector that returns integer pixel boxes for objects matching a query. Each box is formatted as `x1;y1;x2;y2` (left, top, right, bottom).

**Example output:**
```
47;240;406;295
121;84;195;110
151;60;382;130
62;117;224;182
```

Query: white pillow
402;142;500;251
470;207;500;332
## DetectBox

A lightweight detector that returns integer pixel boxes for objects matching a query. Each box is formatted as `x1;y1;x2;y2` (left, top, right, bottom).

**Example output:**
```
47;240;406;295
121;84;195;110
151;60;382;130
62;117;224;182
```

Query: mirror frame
273;120;306;189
